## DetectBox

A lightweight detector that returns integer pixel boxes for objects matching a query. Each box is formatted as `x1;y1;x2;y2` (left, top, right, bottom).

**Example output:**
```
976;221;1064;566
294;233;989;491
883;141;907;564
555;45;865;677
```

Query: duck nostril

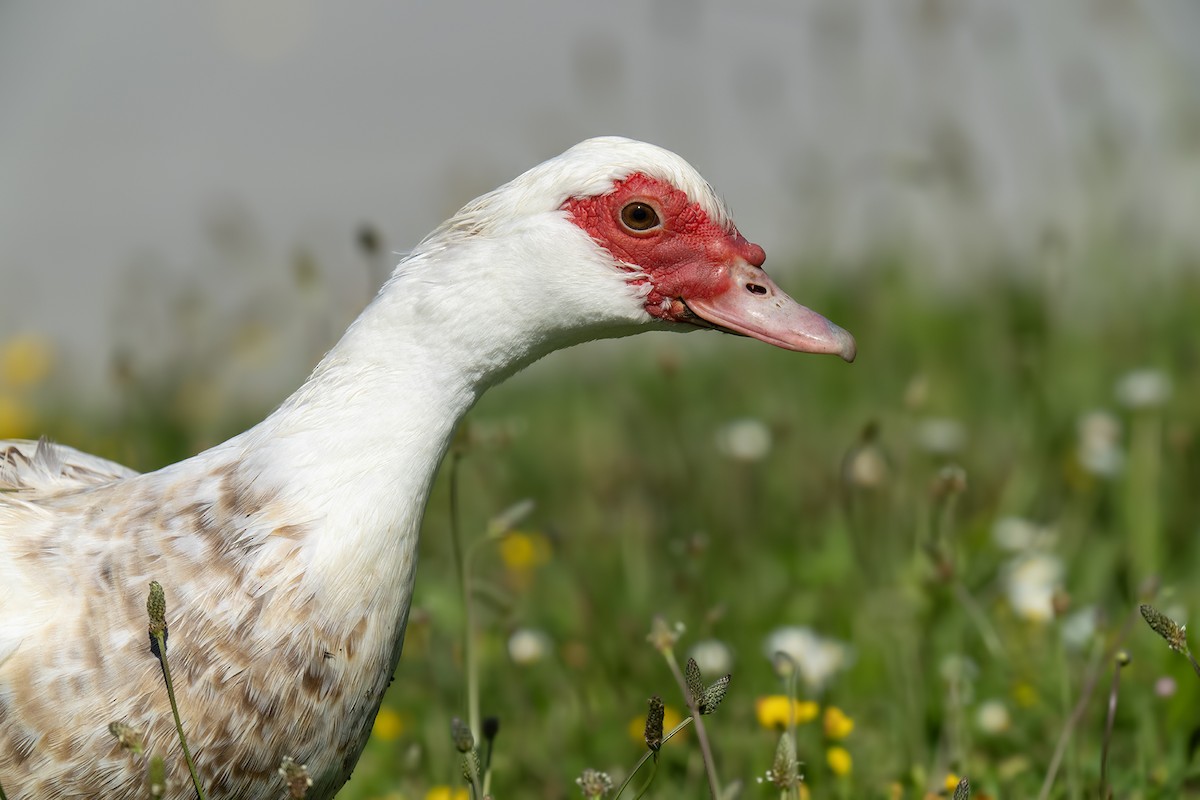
746;283;767;295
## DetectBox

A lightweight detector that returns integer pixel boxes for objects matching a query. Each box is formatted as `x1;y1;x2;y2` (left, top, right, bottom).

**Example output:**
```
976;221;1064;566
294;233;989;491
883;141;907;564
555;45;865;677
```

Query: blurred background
3;0;1199;408
4;2;1200;798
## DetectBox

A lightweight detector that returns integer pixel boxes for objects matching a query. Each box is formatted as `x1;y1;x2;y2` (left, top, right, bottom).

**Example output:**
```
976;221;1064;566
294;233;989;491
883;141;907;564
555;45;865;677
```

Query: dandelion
423;786;469;800
825;745;852;776
1076;410;1124;477
975;699;1011;735
1115;368;1172;410
915;417;966;456
1003;552;1063;622
506;627;553;665
0;333;54;388
371;707;405;742
1012;681;1039;708
755;695;819;730
687;638;733;677
498;530;551;572
764;626;852;691
822;706;854;739
714;417;772;462
943;772;962;792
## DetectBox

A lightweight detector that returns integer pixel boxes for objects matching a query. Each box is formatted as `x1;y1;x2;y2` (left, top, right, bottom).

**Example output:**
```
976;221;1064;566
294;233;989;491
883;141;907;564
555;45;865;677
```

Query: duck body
0;137;853;798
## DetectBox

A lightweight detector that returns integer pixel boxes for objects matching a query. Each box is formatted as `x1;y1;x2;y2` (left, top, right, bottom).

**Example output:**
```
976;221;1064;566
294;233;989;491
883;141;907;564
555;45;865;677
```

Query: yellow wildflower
1012;681;1039;708
627;705;684;745
755;695;819;730
0;394;35;438
0;334;53;388
944;772;961;792
423;787;468;800
823;705;854;739
498;530;551;571
371;707;405;742
826;745;852;776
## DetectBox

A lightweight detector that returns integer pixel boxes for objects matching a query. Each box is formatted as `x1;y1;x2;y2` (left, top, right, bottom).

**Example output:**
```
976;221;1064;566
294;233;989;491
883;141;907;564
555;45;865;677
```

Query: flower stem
662;648;722;799
447;451;483;744
150;619;206;798
612;718;694;799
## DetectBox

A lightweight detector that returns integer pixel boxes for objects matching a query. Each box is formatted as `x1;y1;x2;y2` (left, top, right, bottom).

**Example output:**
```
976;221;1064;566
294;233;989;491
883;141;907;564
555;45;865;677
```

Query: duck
0;136;855;799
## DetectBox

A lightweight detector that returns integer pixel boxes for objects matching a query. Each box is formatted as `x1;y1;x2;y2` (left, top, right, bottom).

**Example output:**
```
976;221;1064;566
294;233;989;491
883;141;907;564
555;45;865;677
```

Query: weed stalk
612;717;694;799
1099;651;1130;800
147;581;207;800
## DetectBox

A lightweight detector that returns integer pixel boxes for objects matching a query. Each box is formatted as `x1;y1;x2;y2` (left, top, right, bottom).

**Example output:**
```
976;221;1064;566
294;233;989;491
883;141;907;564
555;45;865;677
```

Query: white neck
214;214;648;654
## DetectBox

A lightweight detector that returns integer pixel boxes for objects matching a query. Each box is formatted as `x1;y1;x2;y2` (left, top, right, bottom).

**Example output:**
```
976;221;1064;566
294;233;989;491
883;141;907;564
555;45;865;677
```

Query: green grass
24;258;1200;799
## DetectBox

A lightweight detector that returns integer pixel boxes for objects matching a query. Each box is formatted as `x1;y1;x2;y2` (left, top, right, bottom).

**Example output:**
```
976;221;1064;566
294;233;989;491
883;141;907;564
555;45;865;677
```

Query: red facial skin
563;172;857;361
562;173;762;323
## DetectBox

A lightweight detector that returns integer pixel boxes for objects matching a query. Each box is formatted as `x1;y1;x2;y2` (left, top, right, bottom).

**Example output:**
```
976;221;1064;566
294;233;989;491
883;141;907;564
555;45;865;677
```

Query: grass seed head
767;731;800;789
450;716;475;753
107;721;144;754
644;695;665;751
576;768;614;798
647;616;683;652
685;657;705;706
700;674;731;715
461;749;481;784
146;580;167;640
278;757;313;799
1140;604;1187;653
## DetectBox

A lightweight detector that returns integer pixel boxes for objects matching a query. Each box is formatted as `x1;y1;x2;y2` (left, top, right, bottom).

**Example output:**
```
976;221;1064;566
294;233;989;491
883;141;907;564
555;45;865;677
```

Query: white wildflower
915;417;966;455
714;417;772;462
1004;552;1064;622
507;627;553;665
991;516;1055;552
688;638;734;677
1115;368;1172;410
975;699;1011;735
764;626;852;691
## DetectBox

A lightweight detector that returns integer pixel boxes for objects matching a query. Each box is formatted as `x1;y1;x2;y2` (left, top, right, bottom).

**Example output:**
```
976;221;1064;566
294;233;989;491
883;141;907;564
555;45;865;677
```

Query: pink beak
684;260;857;362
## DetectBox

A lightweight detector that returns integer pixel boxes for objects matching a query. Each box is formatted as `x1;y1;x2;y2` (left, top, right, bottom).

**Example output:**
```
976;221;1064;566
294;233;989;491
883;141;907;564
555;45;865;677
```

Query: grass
10;253;1200;799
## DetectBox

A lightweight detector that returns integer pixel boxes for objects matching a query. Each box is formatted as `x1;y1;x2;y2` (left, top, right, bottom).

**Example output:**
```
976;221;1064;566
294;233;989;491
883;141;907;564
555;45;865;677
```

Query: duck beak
683;260;857;362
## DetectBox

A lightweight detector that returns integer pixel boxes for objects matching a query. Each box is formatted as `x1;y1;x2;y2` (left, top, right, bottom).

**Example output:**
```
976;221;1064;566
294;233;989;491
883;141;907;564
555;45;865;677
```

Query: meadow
2;249;1198;799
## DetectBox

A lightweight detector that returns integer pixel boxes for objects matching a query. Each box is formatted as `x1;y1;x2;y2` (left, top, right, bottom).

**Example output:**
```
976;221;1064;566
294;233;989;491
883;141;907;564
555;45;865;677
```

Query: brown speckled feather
0;441;409;798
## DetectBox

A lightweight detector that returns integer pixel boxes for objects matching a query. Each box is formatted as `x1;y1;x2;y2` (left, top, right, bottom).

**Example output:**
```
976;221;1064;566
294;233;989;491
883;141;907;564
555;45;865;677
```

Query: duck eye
619;202;660;232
